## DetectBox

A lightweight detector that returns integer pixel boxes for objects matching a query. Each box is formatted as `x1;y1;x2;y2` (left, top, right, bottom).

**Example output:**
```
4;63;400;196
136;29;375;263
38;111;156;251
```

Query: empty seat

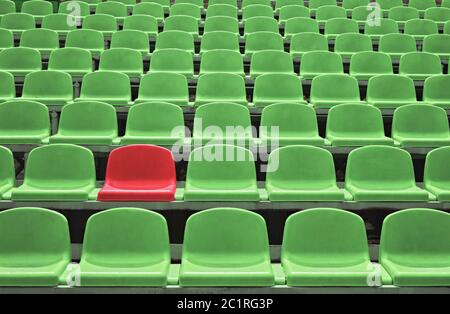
0;146;13;198
376;0;403;12
349;51;393;80
206;4;238;19
399;52;442;80
110;30;150;56
242;4;273;21
0;47;41;76
78;0;102;8
260;103;324;146
366;74;417;108
244;32;284;57
388;6;420;25
250;50;294;78
142;0;170;10
334;33;373;59
170;3;201;20
164;15;199;38
310;74;362;108
174;0;203;7
290;32;328;59
0;29;13;51
0;13;35;35
0;207;70;286
300;51;343;80
82;14;117;36
409;0;436;12
210;0;237;5
244;17;279;35
203;16;239;34
284;17;319;38
391;104;450;148
79;208;170;286
59;1;90;17
49;101;118;145
98;145;176;202
242;0;271;7
444;0;450;7
184;145;260;201
21;0;53;19
380;209;450;286
282;208;388;286
99;48;144;78
20;29;59;55
179;208;274;286
0;0;15;16
324;18;359;39
95;1;127;20
345;145;429;201
309;0;336;12
424;147;450;201
48;47;93;78
65;29;105;57
149;48;194;78
253;73;306;107
0;100;49;144
200;31;240;54
326;103;394;146
351;5;372;25
364;18;399;40
113;0;138;7
404;19;438;40
155;31;195;55
11;144;97;201
378;33;417;60
195;73;247;106
21;71;73;106
424;7;450;27
0;71;15;102
446;20;450;34
423;75;450;109
316;5;347;24
123;15;159;38
121;102;185;145
42;14;78;37
199;50;244;76
278;5;310;24
423;34;450;59
132;3;164;21
276;0;305;12
136;72;189;106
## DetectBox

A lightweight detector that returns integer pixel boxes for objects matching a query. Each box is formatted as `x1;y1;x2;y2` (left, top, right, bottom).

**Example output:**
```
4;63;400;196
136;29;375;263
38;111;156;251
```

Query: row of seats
0;206;449;286
0;101;449;148
0;71;449;108
0;143;449;202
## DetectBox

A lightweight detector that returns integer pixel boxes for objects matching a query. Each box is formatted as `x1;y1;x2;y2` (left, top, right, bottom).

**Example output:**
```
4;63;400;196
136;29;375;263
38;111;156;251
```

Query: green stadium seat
349;51;393;80
242;4;273;21
79;208;170;287
206;4;237;19
342;0;369;11
351;5;371;26
0;47;41;76
244;17;279;35
424;147;450;201
0;29;13;51
310;74;362;108
121;102;185;145
443;0;450;7
42;14;77;36
391;104;450;148
174;0;204;8
20;28;59;56
378;33;417;60
366;74;417;108
155;31;195;55
123;15;158;38
0;0;15;16
49;101;118;145
0;13;35;35
0;100;50;144
48;47;93;78
404;18;438;40
203;16;239;34
326;103;394;146
99;48;143;78
316;5;347;24
132;2;164;22
0;146;13;198
423;75;450;109
364;18;399;40
300;51;343;80
289;32;328;59
179;208;274;286
325;17;359;39
424;7;450;27
345;145;429;201
445;20;450;34
260;103;324;146
110;30;150;56
278;5;310;24
0;71;14;102
250;50;294;78
11;144;97;201
184;145;260;201
21;70;73;106
284;17;320;38
142;0;170;10
380;208;450;286
399;52;442;80
409;0;436;12
59;1;90;17
78;0;102;9
65;29;105;57
375;0;403;12
170;3;201;20
423;34;450;59
199;49;244;76
244;31;284;57
388;6;420;26
0;207;71;286
136;72;189;106
82;14;117;37
275;0;305;13
193;102;254;146
242;0;271;7
21;0;53;19
254;73;306;107
76;71;131;106
195;73;247;106
209;0;237;6
164;15;199;38
150;48;193;78
309;0;336;13
334;33;373;59
282;208;388;286
96;1;127;21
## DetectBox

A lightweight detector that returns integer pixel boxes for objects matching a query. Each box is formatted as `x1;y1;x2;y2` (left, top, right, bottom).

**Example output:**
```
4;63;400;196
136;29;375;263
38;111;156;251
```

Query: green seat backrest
399;52;442;76
351;5;370;22
0;146;14;190
138;72;189;102
22;70;73;100
0;29;13;49
132;2;164;19
206;4;237;18
375;0;403;10
110;30;149;52
83;14;117;32
200;50;244;74
282;208;370;267
123;15;158;35
0;71;15;99
209;0;237;6
21;0;53;16
423;34;450;55
424;7;450;22
99;48;143;74
242;0;271;7
170;3;201;19
155;31;194;53
409;0;436;11
316;5;347;21
423;75;450;103
48;47;93;73
200;31;239;52
80;71;131;101
300;51;343;75
424;146;450;191
245;31;284;53
196;73;246;103
276;0;305;10
242;4;273;19
244;16;279;34
59;1;90;17
42;13;78;31
0;13;35;31
20;29;59;49
325;17;359;35
96;1;127;18
388;6;419;22
279;5;310;23
310;74;361;102
0;100;50;137
65;29;105;52
364;18;399;36
163;15;198;34
367;74;416;102
444;0;450;8
142;0;170;8
334;33;373;53
379;33;417;54
444;21;450;34
250;51;294;75
203;16;239;33
404;18;438;36
342;0;369;10
0;0;15;15
350;51;393;76
174;0;204;7
290;32;328;55
285;17;320;35
309;0;336;10
149;48;193;74
0;47;41;72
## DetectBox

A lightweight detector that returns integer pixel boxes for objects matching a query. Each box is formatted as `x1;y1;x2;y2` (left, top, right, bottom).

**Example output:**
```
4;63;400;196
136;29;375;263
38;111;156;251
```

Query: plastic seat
195;73;247;106
310;74;362;108
376;0;403;12
149;48;194;78
364;18;399;40
250;50;294;78
253;74;306;107
282;208;388;286
203;16;239;34
48;47;93;78
424;147;450;201
244;32;284;58
278;5;310;24
380;209;450;286
154;31;195;55
244;17;279;35
444;0;450;7
184;145;260;201
290;32;328;59
409;0;436;13
21;0;53;19
99;48;143;78
59;1;90;17
388;6;420;25
21;71;73;106
110;30;150;56
174;0;204;8
209;0;237;6
0;29;13;51
179;208;274;286
82;14;118;36
77;71;131;106
206;4;237;19
342;0;369;11
391;104;450;148
193;102;254;146
170;3;201;20
324;18;359;39
98;145;176;202
0;146;14;198
300;51;343;80
113;0;138;7
446;20;450;34
399;52;442;80
200;31;240;54
260;103;324;146
132;3;164;22
276;0;305;12
49;101;118;145
79;208;170;286
11;144;97;201
95;1;127;21
316;5;347;24
242;4;273;21
0;208;70;286
366;74;417;108
326;103;394;146
423;75;450;109
284;17;320;38
163;15;199;38
423;34;450;59
42;14;78;36
199;50;244;76
0;13;35;35
0;47;41;76
334;33;373;59
0;71;14;102
309;0;336;13
378;33;417;60
121;102;185;145
424;7;450;27
136;72;189;106
404;19;438;40
123;15;159;38
0;0;15;16
351;6;372;25
349;51;393;80
345;145;429;201
78;0;102;9
142;0;170;10
242;0;271;7
20;29;59;55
